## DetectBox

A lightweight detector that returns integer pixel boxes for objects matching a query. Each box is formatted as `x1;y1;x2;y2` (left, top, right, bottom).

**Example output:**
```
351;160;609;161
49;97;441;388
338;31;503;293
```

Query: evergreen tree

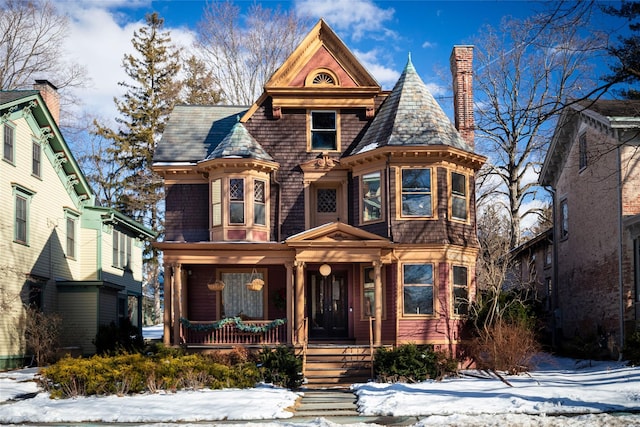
93;12;181;323
181;54;221;105
604;1;640;99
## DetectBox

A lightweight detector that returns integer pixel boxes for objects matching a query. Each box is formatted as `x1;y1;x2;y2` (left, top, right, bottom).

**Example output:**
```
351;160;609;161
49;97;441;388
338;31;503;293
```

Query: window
310;111;337;151
229;178;245;224
15;195;27;244
403;263;434;315
451;172;467;221
363;266;375;318
452;266;468;315
3;123;14;163
113;230;131;269
254;180;266;226
312;73;335;85
12;185;34;244
544;244;552;267
66;216;77;259
560;199;568;239
579;133;587;170
211;178;222;226
401;168;432;217
220;271;265;319
362;172;382;222
32;141;41;177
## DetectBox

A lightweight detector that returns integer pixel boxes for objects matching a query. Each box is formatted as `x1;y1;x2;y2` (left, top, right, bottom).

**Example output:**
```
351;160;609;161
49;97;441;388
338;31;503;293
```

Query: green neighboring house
0;81;155;370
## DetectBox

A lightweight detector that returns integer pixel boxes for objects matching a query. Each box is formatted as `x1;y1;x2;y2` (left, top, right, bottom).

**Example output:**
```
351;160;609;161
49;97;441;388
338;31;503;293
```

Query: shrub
93;319;143;355
24;306;62;366
39;351;262;398
624;331;640;366
466;319;540;374
373;343;457;382
258;345;303;389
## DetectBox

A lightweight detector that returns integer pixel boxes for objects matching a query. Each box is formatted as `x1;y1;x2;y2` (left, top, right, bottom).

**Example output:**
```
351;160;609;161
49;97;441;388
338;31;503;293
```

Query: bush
624;331;640;366
258;345;303;389
39;350;261;398
93;319;144;355
466;320;540;374
24;306;62;366
373;343;457;382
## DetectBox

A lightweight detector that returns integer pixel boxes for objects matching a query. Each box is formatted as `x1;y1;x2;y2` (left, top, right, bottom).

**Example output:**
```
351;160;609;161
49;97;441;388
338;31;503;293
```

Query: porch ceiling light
319;263;331;277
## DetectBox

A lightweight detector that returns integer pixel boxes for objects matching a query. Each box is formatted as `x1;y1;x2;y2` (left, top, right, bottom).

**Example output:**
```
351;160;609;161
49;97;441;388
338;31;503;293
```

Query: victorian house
153;20;485;383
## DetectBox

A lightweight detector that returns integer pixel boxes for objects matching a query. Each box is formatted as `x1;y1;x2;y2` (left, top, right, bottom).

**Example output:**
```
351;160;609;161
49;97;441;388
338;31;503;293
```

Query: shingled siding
245;101;372;239
165;183;209;242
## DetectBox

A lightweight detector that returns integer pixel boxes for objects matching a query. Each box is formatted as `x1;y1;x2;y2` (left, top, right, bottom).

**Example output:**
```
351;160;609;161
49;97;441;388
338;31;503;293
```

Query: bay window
362;171;382;222
403;263;434;315
401;168;432;217
229;178;245;224
451;172;468;221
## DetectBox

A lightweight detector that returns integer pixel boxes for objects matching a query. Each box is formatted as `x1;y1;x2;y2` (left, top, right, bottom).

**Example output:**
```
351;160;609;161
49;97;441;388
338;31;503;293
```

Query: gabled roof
206;118;273;162
347;56;472;156
242;19;381;122
265;19;379;89
540;99;640;187
286;221;390;247
0;89;94;207
154;105;248;164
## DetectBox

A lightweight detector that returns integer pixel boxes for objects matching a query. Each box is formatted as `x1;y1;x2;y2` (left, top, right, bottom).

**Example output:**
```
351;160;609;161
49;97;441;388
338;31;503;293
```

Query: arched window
312;72;335;85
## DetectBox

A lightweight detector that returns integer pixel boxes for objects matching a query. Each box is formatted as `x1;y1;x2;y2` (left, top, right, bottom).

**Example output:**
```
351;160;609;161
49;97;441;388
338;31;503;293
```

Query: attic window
305;69;339;86
313;73;335;85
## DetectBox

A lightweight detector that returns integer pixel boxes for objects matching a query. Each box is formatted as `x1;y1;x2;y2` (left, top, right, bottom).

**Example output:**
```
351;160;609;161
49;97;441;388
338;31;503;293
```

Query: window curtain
221;272;264;319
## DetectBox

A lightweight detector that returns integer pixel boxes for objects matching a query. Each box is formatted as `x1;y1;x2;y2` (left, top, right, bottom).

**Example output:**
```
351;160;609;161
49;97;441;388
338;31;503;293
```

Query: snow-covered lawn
2;355;640;426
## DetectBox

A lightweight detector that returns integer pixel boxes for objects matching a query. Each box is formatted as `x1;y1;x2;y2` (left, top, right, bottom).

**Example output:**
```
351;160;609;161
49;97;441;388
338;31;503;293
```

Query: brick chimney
33;80;60;125
450;46;474;148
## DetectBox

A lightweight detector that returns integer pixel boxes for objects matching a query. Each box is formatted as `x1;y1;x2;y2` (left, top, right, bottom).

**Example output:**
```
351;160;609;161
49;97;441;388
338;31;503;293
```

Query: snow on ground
2;345;640;426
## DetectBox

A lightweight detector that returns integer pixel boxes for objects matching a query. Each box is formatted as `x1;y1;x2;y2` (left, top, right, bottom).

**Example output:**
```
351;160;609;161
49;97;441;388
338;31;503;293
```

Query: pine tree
93;12;181;323
604;1;640;99
181;54;221;105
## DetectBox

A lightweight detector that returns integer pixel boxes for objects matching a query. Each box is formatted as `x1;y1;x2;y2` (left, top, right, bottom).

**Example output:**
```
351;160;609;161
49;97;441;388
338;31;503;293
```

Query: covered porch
156;222;393;349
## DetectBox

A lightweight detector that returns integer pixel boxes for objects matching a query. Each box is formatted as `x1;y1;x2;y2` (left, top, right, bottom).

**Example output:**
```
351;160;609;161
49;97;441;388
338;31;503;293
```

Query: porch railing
181;319;287;346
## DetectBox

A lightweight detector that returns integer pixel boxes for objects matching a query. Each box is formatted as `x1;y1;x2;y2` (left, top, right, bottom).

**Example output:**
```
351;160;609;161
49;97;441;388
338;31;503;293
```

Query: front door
307;270;348;339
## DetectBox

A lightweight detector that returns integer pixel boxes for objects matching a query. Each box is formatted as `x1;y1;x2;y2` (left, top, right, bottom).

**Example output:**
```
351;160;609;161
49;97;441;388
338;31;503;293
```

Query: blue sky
58;0;570;121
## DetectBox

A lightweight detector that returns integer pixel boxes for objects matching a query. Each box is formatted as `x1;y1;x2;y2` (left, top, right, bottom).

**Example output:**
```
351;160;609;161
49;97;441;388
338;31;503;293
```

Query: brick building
540;100;640;356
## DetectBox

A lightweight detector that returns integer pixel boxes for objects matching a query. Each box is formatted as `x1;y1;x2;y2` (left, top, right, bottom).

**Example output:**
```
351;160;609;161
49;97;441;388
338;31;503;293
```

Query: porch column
373;260;383;346
163;264;172;346
173;263;182;346
294;260;306;345
285;261;294;345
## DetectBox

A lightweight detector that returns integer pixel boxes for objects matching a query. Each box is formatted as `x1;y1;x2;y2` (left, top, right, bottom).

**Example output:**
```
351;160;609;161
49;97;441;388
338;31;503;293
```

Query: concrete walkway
289;388;420;426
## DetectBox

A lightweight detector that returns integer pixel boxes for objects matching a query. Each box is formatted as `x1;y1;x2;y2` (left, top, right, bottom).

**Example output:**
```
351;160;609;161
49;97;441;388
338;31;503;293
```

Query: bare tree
473;2;609;248
195;1;309;105
0;0;86;91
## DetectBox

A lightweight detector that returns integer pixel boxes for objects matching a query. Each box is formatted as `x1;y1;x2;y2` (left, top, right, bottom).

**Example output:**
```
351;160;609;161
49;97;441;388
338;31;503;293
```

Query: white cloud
353;49;400;89
421;41;436;49
58;2;195;125
294;0;396;41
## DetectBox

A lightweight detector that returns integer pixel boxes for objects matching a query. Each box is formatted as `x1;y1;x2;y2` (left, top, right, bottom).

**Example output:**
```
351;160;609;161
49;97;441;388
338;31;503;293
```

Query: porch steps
301;344;374;388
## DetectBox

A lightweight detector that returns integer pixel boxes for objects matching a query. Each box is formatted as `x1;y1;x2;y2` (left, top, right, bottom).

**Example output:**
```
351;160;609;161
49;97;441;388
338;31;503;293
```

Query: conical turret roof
206;117;273;161
350;56;471;155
